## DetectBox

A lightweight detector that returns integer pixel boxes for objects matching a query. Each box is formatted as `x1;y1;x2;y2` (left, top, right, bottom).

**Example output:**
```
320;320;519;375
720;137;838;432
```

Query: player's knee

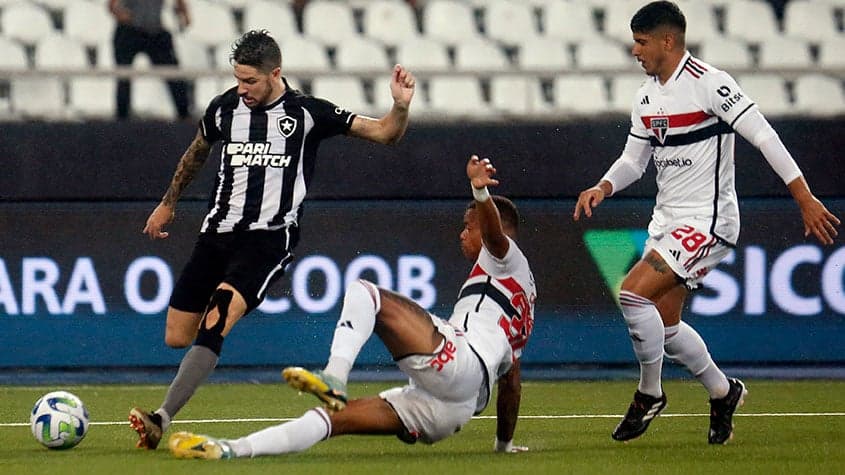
164;332;193;349
194;288;234;356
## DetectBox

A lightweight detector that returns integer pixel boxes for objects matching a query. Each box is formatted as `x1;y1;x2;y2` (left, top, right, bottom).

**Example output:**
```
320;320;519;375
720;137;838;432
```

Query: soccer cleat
612;390;668;441
708;378;747;444
283;366;348;412
168;431;233;460
129;407;163;450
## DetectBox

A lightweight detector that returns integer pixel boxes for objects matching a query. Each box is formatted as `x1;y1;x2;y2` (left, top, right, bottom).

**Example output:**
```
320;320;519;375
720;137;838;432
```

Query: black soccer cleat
708;378;747;444
612;390;668;441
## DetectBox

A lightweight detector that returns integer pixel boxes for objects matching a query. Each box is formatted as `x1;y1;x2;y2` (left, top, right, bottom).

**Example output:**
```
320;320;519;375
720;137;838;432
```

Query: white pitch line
2;412;844;428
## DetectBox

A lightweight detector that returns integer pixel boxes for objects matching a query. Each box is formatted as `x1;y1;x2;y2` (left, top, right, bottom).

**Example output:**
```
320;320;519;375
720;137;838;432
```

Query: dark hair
230;30;282;72
630;1;686;35
468;195;520;234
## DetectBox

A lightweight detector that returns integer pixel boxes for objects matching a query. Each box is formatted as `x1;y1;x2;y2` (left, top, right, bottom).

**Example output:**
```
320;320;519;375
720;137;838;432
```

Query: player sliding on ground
573;1;840;445
168;155;537;459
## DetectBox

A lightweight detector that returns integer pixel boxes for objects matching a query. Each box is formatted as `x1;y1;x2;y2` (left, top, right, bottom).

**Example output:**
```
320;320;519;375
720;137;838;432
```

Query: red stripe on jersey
496;275;525;295
688;58;708;71
641;110;710;129
469;263;487;278
684;65;701;78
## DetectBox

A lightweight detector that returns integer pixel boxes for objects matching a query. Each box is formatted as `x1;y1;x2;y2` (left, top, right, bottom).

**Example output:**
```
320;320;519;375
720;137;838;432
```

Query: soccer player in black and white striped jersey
129;30;416;450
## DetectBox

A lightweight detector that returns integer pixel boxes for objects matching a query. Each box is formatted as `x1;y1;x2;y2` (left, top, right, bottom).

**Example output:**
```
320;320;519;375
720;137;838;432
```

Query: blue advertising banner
1;199;843;371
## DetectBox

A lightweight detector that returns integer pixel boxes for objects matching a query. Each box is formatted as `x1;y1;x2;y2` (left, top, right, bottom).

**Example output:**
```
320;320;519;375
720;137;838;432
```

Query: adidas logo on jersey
641;96;650;105
225;142;292;168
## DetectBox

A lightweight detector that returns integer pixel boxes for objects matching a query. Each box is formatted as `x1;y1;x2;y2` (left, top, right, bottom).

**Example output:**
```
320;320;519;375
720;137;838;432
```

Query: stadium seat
0;38;29;118
793;74;845;117
371;75;431;114
575;39;636;72
63;0;116;47
428;75;489;116
311;76;373;115
489;75;549;115
173;36;212;71
0;2;56;45
17;34;89;119
674;0;721;46
483;0;540;46
601;0;643;44
182;0;239;47
737;74;793;117
302;0;360;47
395;37;451;72
334;36;391;72
130;54;177;120
758;36;813;70
818;37;845;70
543;1;600;43
553;75;610;114
699;37;753;71
422;0;481;45
193;77;221;114
723;0;780;44
453;39;510;72
783;0;839;43
361;0;420;46
609;73;646;113
278;36;332;74
516;37;571;72
213;40;235;71
242;1;300;42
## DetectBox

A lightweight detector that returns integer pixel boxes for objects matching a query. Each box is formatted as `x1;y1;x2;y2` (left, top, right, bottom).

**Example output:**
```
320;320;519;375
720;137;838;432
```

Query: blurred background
0;0;843;383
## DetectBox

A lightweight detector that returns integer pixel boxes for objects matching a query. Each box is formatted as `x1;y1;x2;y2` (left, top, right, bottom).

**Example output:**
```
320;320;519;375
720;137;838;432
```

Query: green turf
2;380;844;475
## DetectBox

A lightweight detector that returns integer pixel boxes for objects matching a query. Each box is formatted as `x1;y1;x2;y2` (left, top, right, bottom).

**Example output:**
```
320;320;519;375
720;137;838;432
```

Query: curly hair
230;30;282;72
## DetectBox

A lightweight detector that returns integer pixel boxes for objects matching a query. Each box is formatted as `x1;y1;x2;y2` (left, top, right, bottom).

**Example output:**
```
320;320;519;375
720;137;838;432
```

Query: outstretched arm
467;155;510;258
143;129;212;239
348;64;415;145
494;359;528;453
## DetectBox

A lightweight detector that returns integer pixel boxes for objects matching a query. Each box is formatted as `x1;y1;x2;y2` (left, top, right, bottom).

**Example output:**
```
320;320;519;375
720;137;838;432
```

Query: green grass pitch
2;380;844;475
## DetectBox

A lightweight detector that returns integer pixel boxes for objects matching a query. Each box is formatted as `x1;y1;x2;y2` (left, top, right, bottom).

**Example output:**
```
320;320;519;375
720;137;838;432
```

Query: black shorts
170;226;299;314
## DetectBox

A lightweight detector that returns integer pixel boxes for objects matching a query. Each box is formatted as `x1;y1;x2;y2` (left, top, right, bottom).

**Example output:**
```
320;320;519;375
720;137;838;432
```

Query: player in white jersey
166;155;537;460
573;1;840;444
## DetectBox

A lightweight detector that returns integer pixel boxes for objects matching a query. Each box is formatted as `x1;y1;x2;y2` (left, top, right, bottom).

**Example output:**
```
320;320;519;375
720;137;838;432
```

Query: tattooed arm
143;130;212;239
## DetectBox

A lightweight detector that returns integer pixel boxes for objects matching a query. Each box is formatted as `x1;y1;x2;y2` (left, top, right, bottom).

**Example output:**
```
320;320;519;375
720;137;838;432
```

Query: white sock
324;280;380;384
238;408;331;457
664;321;730;399
619;290;665;398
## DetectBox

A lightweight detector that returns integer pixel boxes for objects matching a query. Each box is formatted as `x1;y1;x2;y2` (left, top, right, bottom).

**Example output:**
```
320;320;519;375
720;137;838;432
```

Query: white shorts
379;315;484;444
645;220;732;290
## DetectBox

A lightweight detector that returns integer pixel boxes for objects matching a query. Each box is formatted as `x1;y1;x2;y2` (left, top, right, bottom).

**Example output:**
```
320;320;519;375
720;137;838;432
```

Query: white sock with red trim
233;408;331;457
323;280;381;384
664;321;730;399
619;290;665;398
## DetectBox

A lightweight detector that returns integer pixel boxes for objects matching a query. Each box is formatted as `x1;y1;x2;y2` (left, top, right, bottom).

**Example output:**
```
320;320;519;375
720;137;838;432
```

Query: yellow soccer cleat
168;431;233;460
282;367;348;412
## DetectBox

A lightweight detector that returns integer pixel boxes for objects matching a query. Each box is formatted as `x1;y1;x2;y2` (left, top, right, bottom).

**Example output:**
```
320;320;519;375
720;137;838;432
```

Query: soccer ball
30;391;89;449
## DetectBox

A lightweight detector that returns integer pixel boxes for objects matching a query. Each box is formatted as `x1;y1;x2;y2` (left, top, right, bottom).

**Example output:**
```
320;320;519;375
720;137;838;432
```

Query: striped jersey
449;237;536;404
198;78;355;234
630;52;756;245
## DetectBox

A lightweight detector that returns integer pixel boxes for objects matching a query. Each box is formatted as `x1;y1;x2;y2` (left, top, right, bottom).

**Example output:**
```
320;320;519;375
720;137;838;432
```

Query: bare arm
494;359;527;453
174;0;190;28
348;65;415;145
467;155;510;258
143;129;212;239
786;176;840;245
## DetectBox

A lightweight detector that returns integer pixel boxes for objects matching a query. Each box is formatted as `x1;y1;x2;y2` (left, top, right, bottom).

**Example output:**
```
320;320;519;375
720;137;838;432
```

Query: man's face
631;31;668;77
233;63;278;108
460;208;482;261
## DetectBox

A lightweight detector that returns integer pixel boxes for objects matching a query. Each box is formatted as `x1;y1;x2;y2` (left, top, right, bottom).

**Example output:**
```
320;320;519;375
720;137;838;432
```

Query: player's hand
573;186;607;221
798;196;840;245
143;203;175;240
467;155;499;189
389;64;415;109
494;438;529;453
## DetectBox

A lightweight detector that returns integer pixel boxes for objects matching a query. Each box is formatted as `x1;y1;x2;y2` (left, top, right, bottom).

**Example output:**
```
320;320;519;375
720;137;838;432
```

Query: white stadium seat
699;37;753;71
182;0;239;47
674;0;721;46
601;0;643;44
395;37;451;72
453;39;510;71
723;0;780;44
575;39;636;72
361;0;420;46
302;0;360;47
422;0;481;44
543;1;600;43
334;36;391;72
484;0;540;46
737;74;793;117
278;36;332;74
64;0;116;47
311;76;372;115
818;37;845;70
130;54;177;120
783;0;840;43
174;36;212;71
372;75;431;114
793;74;845;117
428;76;489;117
0;2;56;45
242;1;300;42
553;75;610;114
516;37;571;72
0;38;29;118
758;36;813;70
609;73;647;113
489;75;550;115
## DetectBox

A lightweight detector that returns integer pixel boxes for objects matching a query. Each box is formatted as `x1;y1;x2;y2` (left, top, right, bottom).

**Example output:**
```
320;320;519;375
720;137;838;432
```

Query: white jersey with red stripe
630;52;756;245
448;236;536;409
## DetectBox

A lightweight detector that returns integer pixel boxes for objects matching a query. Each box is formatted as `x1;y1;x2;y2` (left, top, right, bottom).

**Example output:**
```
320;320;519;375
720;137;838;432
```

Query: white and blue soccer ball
30;391;89;449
